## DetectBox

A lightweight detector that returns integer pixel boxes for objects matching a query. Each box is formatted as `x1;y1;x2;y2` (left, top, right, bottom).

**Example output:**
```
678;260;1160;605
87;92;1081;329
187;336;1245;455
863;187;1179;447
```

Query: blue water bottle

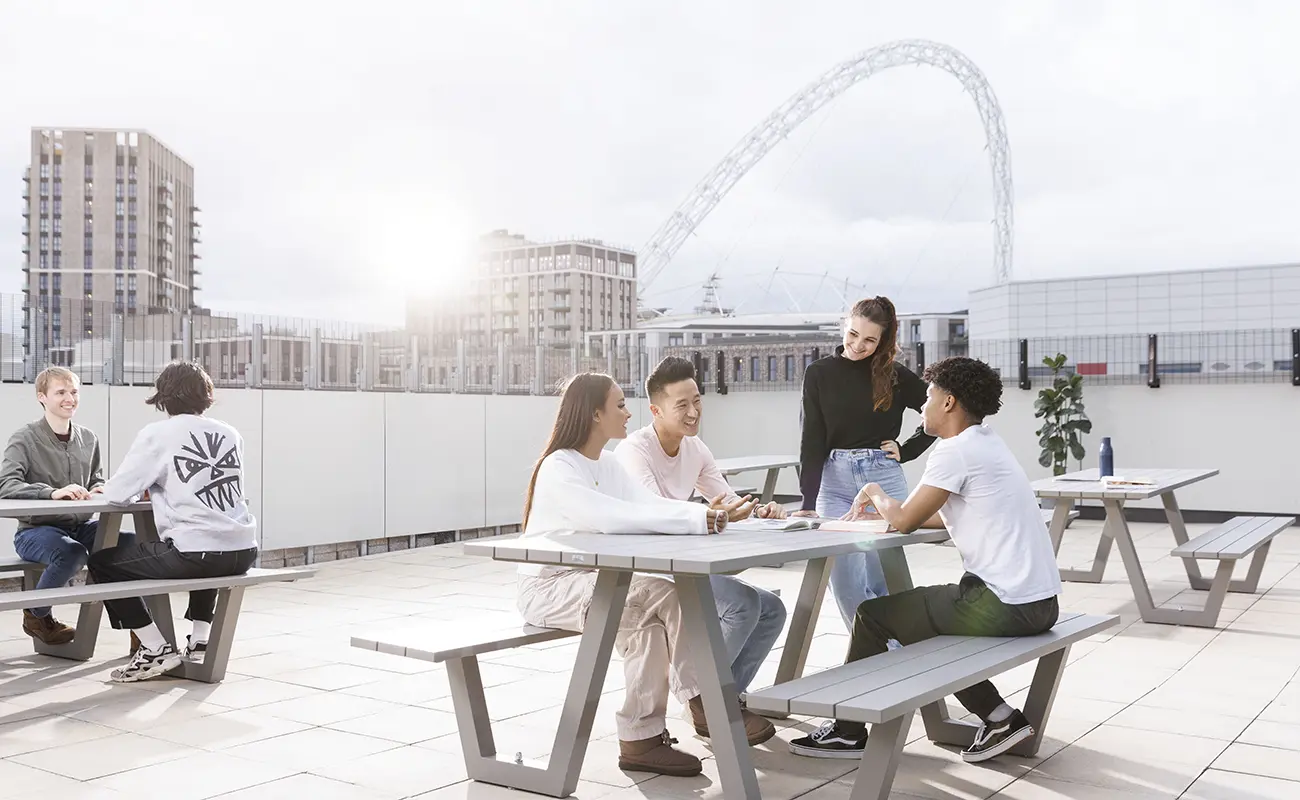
1098;437;1114;478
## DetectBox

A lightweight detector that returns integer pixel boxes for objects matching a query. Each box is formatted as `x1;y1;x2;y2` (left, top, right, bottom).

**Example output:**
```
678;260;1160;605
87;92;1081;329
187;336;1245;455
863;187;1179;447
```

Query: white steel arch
637;39;1013;297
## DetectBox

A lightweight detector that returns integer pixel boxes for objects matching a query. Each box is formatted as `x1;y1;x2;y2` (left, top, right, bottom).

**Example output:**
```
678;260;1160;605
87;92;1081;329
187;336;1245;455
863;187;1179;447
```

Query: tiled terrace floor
1;519;1300;799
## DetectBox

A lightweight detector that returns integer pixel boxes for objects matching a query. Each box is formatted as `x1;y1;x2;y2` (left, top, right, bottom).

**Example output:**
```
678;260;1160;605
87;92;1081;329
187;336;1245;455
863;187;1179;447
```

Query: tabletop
713;455;800;475
1031;468;1219;501
0;498;151;517
463;523;951;575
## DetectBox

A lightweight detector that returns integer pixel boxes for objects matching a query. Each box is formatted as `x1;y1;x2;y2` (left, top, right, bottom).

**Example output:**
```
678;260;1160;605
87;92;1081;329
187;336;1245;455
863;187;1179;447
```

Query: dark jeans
14;522;137;617
840;573;1059;734
87;540;258;631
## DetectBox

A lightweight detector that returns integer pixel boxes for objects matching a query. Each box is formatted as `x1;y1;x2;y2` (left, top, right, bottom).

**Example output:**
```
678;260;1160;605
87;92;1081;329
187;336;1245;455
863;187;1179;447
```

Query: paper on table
813;519;893;534
1102;476;1156;487
727;517;819;532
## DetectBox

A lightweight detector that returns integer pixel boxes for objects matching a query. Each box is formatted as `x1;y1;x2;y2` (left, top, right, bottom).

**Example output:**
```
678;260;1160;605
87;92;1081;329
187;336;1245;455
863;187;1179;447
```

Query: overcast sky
2;1;1298;323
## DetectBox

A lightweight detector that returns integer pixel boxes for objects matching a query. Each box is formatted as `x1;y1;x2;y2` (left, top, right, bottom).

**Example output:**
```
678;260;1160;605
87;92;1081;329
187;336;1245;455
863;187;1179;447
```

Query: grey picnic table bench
353;523;947;799
746;611;1118;800
1034;468;1294;627
0;498;314;682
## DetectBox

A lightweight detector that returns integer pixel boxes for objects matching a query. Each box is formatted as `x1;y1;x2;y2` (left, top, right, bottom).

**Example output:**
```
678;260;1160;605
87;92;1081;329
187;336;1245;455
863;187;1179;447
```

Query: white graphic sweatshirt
101;415;258;553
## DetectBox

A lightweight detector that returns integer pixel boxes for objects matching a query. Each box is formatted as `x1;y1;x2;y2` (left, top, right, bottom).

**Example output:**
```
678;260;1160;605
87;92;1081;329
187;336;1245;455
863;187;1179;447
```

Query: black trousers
840;573;1059;734
87;540;258;631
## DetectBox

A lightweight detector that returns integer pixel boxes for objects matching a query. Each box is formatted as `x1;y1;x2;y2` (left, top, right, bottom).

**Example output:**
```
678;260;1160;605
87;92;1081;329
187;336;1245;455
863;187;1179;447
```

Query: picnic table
1033;467;1220;624
712;454;800;504
448;524;951;798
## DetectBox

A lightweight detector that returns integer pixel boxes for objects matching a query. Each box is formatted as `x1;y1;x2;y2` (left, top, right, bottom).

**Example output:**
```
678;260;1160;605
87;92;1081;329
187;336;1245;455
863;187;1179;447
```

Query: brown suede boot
23;611;75;645
618;731;702;777
688;695;776;746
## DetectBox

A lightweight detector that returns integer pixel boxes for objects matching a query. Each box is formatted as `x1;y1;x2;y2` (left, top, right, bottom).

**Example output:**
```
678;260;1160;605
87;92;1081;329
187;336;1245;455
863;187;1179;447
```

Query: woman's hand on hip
880;440;901;461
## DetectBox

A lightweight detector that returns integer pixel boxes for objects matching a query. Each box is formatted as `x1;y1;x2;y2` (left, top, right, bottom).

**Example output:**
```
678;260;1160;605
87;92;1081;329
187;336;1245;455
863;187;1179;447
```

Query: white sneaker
111;643;182;683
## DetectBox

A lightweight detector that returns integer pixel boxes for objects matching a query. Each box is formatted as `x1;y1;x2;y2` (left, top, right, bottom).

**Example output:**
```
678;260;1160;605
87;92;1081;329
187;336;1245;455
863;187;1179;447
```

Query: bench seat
2;566;313;682
1160;515;1295;628
352;624;578;664
1172;515;1294;561
746;612;1118;800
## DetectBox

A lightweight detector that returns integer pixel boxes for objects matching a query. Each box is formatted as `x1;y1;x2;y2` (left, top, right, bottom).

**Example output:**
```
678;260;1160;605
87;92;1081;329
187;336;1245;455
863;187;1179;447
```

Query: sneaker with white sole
110;642;183;683
788;720;868;759
961;709;1034;763
182;635;207;660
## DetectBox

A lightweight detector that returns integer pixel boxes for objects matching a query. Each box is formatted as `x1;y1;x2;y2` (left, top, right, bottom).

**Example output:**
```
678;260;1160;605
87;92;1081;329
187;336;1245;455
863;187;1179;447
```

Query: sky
2;1;1298;324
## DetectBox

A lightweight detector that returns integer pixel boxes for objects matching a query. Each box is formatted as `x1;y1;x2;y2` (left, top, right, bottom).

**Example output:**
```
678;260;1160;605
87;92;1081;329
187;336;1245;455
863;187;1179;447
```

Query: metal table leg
676;573;761;799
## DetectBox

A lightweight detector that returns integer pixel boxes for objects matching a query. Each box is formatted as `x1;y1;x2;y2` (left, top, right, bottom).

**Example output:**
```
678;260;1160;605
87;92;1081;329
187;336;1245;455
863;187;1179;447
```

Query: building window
767;356;777;380
785;355;795;380
52;180;62;197
52;235;61;251
84;254;93;270
39;254;49;269
84;235;93;251
84;164;93;180
52;254;61;269
128;200;137;216
128;255;137;270
750;357;760;381
115;219;124;234
52;199;62;216
84;275;93;295
128;182;137;198
115;254;124;269
116;201;125;217
39;180;49;196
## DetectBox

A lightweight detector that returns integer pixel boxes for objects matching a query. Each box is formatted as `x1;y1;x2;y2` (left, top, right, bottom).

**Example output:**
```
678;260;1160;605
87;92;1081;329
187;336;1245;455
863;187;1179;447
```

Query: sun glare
373;202;476;300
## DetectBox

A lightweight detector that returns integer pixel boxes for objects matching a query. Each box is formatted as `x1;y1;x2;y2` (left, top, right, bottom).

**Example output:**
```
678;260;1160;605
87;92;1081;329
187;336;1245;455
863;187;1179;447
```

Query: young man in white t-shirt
614;356;785;746
791;356;1062;765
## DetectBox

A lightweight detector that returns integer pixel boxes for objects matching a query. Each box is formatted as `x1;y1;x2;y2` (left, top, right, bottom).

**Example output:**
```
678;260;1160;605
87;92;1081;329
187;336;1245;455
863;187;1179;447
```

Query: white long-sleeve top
520;448;709;577
100;414;258;553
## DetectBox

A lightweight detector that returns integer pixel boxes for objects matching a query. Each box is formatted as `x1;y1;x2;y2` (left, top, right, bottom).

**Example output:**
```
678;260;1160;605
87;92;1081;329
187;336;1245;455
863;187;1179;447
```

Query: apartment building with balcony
21;128;200;376
406;230;637;351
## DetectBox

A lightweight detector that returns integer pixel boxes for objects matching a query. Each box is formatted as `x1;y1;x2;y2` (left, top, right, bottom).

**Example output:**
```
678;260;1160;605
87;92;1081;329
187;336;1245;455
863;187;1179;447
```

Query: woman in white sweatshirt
89;361;259;683
519;372;746;778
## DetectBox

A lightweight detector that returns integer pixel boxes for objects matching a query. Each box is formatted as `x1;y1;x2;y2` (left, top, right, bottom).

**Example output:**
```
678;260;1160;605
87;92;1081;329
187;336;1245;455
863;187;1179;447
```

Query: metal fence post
533;344;544;395
249;323;264;389
409;335;421;392
1146;334;1161;388
109;314;125;385
181;313;194;362
570;344;579;377
915;342;926;375
455;339;466;393
307;328;321;389
496;341;506;394
1292;328;1299;386
1018;338;1031;390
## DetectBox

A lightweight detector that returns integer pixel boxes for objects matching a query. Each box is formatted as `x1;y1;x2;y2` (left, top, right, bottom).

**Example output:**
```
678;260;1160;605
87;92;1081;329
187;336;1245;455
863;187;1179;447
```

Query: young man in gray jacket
0;367;122;644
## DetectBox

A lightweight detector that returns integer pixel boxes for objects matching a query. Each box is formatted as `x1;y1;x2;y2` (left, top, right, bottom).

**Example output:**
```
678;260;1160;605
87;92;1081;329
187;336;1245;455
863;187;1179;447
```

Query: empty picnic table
437;523;950;798
1034;468;1242;625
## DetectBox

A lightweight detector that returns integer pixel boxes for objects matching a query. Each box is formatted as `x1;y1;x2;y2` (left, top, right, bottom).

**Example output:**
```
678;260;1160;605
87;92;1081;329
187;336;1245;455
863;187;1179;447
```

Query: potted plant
1033;353;1092;476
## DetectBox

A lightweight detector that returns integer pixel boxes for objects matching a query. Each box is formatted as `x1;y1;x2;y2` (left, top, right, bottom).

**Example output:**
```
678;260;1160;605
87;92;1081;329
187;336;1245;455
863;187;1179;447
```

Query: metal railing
3;294;1296;393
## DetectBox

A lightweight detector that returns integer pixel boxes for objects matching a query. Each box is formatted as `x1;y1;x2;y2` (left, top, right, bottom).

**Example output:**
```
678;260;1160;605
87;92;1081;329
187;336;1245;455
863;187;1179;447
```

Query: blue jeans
815;449;910;630
710;574;787;693
14;522;135;617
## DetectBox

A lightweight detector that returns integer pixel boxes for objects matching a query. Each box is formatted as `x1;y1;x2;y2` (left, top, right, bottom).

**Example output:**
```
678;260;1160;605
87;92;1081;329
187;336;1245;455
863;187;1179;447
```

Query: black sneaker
182;635;207;660
961;709;1034;763
110;642;183;683
788;720;868;759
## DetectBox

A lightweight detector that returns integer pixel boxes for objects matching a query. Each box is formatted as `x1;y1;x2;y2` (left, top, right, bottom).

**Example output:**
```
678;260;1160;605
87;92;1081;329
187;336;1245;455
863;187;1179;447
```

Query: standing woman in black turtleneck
791;296;936;629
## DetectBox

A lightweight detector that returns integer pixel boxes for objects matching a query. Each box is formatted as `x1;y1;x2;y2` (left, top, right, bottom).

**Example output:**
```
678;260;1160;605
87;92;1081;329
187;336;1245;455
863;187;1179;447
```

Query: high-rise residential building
407;230;638;351
21;128;200;361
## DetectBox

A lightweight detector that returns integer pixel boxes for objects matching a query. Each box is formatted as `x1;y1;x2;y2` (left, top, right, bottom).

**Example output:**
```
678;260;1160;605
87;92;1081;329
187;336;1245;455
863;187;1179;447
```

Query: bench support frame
445;568;630;798
29;510;247;682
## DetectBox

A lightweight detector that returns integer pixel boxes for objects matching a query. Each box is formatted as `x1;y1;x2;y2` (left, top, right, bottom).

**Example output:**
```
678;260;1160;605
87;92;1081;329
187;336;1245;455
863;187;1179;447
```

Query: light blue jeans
815;448;910;630
710;574;787;693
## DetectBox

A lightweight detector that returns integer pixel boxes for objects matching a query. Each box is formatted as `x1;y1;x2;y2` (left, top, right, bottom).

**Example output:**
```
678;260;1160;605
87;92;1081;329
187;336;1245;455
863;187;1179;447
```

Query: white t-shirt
919;425;1062;605
613;425;737;503
520;448;710;577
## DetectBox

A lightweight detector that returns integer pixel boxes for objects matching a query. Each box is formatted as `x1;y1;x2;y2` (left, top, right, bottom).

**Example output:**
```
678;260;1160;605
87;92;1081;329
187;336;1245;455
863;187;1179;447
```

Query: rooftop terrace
1;518;1298;799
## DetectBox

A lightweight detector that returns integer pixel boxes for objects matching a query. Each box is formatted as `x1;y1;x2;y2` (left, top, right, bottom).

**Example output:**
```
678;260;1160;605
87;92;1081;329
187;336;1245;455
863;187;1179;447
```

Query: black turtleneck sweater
799;347;935;511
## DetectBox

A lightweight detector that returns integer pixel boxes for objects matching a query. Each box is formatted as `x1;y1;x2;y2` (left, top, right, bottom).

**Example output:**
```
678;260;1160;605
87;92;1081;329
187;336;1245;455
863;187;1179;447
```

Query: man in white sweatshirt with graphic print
91;361;259;683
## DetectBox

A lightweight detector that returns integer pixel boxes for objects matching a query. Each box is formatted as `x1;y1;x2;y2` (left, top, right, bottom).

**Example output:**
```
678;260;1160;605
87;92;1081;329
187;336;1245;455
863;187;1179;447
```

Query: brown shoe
23;611;75;645
618;731;702;777
688;695;777;746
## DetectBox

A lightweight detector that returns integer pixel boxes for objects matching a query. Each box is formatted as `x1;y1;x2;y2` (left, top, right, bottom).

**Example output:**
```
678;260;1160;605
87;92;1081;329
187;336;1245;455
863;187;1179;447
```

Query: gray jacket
0;420;104;532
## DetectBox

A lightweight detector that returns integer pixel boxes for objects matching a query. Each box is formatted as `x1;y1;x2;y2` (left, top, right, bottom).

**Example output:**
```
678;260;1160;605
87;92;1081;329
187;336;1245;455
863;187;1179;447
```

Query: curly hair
922;357;1002;420
147;361;214;416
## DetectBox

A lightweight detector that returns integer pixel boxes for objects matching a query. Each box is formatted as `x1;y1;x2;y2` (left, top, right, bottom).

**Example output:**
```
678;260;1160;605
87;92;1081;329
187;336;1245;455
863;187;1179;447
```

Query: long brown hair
521;372;616;529
847;296;900;412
